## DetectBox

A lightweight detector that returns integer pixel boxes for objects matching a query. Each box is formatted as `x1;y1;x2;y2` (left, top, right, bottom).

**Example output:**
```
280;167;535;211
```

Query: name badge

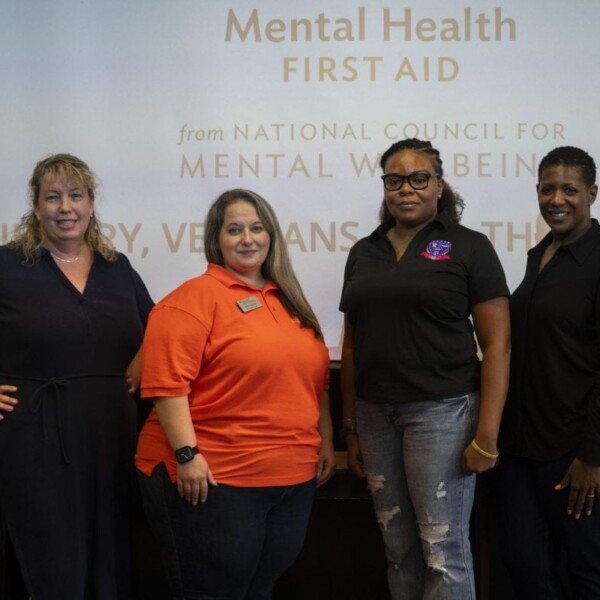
236;296;262;313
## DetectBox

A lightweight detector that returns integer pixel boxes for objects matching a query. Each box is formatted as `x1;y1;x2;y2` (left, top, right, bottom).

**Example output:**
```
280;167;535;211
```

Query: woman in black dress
0;154;153;599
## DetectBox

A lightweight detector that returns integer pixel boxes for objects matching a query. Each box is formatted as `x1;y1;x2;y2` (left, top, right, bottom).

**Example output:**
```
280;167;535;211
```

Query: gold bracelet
341;418;357;437
470;439;499;460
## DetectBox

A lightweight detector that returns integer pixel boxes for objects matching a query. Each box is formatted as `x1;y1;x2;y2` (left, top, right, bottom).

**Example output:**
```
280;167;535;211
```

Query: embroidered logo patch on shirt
421;240;452;261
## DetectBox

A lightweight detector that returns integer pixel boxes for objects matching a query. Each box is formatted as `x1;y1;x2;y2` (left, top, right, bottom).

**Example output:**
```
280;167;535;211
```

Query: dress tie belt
0;373;124;464
31;377;70;462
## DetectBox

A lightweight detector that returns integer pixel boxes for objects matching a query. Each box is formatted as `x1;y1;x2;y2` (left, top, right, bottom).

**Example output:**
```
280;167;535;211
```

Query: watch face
177;448;192;462
175;446;198;464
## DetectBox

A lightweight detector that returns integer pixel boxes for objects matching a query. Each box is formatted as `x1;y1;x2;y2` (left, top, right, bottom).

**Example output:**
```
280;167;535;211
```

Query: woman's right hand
176;453;217;506
345;433;365;478
0;385;18;419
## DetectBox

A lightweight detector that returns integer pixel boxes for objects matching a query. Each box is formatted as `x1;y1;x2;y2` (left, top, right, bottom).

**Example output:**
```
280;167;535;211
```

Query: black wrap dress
0;246;153;599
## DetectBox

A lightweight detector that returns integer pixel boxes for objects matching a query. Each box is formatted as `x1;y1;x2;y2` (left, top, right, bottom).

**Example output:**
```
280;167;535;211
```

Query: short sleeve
140;305;209;399
468;234;509;305
116;253;154;325
339;243;360;313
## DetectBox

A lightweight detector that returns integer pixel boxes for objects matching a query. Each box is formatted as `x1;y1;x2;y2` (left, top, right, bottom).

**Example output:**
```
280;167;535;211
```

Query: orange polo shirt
135;264;329;487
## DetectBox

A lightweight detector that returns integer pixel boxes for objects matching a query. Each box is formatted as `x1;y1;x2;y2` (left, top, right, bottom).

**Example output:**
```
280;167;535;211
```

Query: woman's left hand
461;443;498;475
555;458;600;519
316;440;336;487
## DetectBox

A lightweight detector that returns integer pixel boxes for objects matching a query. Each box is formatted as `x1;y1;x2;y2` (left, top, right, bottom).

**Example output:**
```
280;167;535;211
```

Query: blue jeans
494;453;600;599
137;464;316;600
357;393;478;600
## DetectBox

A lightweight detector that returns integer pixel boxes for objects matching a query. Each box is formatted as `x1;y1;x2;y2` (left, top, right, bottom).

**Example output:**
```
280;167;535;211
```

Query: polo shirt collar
206;263;278;292
374;210;452;240
531;219;600;266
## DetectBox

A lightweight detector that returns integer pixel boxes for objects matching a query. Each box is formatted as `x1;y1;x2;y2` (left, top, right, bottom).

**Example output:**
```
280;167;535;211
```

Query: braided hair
379;138;465;224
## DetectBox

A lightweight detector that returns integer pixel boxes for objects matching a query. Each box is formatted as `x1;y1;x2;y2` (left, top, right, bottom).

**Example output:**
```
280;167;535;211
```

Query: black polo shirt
340;212;508;404
499;221;600;464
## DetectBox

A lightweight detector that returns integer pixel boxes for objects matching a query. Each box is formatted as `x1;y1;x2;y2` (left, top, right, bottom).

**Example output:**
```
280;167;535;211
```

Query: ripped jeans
356;393;478;600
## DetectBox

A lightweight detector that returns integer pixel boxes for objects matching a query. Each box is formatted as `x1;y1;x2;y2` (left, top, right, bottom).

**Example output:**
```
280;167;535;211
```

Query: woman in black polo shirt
340;138;510;600
497;146;600;598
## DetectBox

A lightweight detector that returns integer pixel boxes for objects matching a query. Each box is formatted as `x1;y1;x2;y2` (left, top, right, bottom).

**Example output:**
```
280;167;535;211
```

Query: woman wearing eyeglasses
339;138;510;599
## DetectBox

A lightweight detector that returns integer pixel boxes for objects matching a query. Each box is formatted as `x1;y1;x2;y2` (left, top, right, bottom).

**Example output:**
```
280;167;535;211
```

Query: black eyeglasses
381;172;440;191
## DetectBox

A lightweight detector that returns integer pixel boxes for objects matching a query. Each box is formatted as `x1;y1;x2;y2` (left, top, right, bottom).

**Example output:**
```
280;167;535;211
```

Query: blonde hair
11;153;117;262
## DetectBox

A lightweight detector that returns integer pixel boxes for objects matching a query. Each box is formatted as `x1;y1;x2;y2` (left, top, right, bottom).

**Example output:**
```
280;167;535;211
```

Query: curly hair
10;153;117;262
538;146;596;186
378;138;465;224
204;188;323;340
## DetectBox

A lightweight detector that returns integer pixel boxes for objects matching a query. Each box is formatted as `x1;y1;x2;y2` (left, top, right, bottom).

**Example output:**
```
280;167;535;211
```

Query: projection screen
2;1;599;354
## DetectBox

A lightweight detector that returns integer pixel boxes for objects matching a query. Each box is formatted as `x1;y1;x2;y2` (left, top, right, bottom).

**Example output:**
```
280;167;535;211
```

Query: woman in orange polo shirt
136;188;334;600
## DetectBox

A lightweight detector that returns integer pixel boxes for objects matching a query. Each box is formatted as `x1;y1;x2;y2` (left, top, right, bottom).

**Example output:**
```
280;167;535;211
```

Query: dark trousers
138;464;316;600
494;454;600;600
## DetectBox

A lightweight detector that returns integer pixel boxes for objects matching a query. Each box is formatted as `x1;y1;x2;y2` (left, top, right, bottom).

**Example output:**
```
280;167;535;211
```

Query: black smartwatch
174;445;200;464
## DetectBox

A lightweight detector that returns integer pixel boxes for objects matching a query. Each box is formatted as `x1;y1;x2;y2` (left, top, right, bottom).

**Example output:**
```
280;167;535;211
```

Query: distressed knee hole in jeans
375;505;401;531
366;473;385;494
436;481;447;499
366;473;401;531
418;522;450;575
